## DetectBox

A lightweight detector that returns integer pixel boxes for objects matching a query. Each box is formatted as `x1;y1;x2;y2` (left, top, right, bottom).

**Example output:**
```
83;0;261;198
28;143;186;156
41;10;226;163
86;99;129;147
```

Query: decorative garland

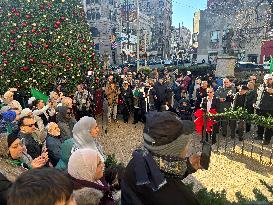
208;108;273;129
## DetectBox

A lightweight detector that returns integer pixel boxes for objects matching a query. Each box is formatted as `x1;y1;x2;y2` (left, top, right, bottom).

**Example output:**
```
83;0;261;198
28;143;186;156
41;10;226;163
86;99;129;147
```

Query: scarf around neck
132;147;191;192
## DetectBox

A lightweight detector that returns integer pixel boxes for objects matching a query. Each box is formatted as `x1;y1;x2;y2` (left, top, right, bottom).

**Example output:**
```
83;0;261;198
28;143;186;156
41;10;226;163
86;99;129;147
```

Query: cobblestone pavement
97;118;273;202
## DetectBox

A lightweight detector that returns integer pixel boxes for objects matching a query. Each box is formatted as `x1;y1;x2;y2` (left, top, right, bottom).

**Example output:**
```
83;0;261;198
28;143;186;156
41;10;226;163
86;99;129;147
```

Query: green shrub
187;180;272;205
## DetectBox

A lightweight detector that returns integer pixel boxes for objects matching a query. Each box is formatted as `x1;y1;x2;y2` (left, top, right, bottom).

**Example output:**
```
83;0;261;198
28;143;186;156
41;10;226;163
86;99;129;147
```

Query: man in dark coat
245;81;257;133
121;112;201;205
255;74;273;145
120;81;134;123
230;85;248;140
152;78;167;111
214;78;236;136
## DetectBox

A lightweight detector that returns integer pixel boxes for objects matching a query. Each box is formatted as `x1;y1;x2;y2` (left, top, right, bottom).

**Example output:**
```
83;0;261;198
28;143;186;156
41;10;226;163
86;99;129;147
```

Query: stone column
215;56;236;78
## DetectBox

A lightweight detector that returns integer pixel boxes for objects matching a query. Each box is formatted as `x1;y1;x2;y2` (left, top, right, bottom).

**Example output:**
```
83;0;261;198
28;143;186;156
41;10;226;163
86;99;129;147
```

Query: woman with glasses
68;148;115;205
56;106;77;142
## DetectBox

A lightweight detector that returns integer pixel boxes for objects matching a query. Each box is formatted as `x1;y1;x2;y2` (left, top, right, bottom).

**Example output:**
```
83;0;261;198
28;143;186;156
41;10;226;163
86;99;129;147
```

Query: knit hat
7;130;19;148
144;112;194;146
2;110;17;122
143;112;195;158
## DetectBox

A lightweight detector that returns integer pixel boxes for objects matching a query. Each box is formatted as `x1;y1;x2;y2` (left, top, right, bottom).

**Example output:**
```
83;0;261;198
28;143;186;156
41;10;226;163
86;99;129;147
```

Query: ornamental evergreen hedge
187;180;272;205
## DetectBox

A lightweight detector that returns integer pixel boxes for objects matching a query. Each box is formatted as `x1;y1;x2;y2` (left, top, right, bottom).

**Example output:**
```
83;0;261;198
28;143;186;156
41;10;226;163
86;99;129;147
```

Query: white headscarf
68;148;98;182
72;116;105;161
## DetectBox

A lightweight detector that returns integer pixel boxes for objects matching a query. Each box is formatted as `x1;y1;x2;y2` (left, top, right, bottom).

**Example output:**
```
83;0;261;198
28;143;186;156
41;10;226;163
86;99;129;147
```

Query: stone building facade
82;0;173;63
82;0;121;64
139;0;172;59
171;25;191;56
197;0;271;64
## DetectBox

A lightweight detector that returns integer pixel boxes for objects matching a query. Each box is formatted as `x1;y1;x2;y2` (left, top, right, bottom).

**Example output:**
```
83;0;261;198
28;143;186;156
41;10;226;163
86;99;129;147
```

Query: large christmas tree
0;0;102;94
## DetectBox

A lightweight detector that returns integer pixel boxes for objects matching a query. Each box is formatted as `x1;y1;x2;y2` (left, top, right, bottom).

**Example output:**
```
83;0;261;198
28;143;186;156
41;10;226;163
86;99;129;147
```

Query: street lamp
136;0;140;72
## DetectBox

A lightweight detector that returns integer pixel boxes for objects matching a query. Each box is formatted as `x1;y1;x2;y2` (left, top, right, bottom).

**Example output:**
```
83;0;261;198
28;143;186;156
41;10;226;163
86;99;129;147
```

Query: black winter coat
152;82;167;102
18;132;42;159
121;160;200;205
0;173;11;205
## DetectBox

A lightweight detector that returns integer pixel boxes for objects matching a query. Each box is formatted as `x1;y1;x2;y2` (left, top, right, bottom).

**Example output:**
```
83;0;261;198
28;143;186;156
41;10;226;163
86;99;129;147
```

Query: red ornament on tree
21;66;29;71
22;22;27;27
91;52;95;56
54;24;59;29
31;29;36;33
28;42;33;47
44;44;49;49
41;60;47;65
10;39;15;44
39;4;45;11
29;58;35;63
2;52;6;56
10;30;16;34
56;21;61;25
67;57;72;61
25;14;31;19
10;47;14;51
15;12;20;16
82;48;87;52
61;16;66;21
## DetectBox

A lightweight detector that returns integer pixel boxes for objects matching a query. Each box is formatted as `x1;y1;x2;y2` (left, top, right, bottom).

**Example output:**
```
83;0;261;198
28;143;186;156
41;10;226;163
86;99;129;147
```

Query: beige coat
105;83;120;107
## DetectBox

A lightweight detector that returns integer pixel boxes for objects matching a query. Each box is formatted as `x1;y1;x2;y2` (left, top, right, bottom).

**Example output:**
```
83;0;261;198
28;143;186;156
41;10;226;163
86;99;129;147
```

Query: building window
210;30;220;43
91;0;100;3
90;27;100;37
87;8;100;20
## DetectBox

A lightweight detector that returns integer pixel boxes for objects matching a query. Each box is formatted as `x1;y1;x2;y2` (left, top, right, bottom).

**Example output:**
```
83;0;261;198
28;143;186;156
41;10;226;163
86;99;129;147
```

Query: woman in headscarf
0;131;48;172
3;91;22;112
56;106;76;141
72;116;105;161
68;148;115;205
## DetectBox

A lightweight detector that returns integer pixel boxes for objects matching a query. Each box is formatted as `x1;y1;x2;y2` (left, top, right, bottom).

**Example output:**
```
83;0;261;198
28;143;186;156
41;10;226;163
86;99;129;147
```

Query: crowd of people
0;66;272;205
